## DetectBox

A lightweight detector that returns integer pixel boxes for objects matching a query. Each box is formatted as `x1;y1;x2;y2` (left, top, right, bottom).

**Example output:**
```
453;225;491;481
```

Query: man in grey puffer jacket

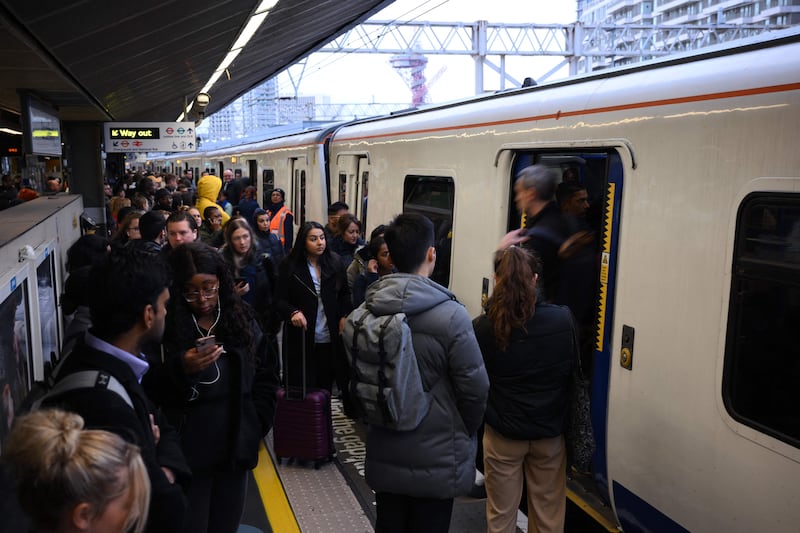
362;213;489;532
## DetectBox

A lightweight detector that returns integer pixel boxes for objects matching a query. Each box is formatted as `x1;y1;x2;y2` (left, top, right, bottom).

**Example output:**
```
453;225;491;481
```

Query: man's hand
497;228;529;251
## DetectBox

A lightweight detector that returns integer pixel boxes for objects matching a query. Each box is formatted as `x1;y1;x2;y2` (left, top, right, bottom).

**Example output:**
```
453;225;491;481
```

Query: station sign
104;122;197;153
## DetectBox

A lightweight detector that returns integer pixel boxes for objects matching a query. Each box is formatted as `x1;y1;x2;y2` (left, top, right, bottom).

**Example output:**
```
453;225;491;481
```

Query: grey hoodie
362;273;489;498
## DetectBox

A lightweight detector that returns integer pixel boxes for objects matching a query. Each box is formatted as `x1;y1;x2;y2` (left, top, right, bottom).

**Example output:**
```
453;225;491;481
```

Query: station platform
238;398;619;533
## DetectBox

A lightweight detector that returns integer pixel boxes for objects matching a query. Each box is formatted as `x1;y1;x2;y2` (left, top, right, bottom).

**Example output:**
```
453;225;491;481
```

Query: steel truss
317;20;785;91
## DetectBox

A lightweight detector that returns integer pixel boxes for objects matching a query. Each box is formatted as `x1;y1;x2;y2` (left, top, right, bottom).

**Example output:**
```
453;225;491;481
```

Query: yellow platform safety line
566;486;621;532
252;441;301;533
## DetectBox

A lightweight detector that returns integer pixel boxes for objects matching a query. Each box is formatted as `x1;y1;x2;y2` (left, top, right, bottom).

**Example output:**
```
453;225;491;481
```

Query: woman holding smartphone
220;217;277;336
147;241;279;533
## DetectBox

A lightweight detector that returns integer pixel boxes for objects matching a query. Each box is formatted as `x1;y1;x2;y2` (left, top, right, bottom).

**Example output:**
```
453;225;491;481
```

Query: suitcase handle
284;322;308;401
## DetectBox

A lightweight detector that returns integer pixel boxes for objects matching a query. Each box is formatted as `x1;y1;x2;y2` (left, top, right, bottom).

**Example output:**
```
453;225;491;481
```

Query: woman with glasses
146;241;279;533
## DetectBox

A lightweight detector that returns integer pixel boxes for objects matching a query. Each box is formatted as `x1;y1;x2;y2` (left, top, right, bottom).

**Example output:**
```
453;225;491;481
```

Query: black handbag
566;340;595;474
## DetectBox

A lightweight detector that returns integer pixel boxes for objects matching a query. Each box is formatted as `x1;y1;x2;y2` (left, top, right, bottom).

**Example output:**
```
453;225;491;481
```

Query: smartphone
195;335;216;351
234;277;247;286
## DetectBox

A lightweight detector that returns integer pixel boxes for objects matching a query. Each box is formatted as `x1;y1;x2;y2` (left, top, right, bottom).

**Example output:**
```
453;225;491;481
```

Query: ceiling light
256;0;279;14
175;2;275;121
232;11;269;50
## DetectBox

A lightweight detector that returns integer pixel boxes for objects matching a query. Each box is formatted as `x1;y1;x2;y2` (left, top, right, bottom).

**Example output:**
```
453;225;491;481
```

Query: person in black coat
41;246;190;533
472;246;576;533
146;242;279;533
253;208;285;269
236;185;259;228
498;164;570;302
275;221;352;400
220;217;278;336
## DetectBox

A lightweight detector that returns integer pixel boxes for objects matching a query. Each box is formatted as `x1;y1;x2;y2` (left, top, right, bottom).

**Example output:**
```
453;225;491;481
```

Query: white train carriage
155;126;341;229
149;28;800;531
325;29;800;532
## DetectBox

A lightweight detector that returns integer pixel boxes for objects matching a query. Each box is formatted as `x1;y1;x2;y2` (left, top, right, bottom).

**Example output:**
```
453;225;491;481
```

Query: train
150;28;800;532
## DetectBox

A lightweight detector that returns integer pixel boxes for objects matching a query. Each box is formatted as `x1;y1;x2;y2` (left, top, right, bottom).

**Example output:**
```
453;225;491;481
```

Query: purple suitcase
273;330;335;468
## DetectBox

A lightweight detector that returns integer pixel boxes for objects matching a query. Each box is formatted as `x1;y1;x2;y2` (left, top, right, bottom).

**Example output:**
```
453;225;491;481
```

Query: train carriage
148;28;800;531
326;29;800;532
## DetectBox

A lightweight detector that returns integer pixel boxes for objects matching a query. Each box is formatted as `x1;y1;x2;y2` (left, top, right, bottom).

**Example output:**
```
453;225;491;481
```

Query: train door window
294;168;306;226
723;193;800;448
338;172;347;203
247;160;257;184
261;169;274;207
360;170;369;231
402;176;454;287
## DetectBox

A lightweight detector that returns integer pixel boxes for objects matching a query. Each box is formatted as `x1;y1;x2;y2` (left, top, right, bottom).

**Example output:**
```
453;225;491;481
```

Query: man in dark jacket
132;209;167;253
353;213;489;532
499;164;569;301
41;246;190;533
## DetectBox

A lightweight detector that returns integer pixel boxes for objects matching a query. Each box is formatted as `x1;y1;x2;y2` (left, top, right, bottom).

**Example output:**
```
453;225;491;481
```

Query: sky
273;0;578;107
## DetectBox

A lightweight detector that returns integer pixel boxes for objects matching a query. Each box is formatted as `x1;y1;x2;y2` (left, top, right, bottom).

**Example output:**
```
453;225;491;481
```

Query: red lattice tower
390;51;429;107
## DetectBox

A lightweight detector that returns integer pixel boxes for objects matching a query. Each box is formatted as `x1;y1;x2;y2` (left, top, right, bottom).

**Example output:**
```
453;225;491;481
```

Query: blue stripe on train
613;481;690;533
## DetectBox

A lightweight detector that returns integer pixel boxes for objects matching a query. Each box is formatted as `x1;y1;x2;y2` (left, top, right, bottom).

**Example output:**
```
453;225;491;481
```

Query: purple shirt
84;331;150;383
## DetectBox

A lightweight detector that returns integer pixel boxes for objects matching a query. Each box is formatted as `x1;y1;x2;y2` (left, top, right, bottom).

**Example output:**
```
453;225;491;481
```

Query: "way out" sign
104;122;197;153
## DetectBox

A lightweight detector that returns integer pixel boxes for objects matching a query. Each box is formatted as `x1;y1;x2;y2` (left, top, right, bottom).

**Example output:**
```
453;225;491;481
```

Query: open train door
497;143;630;529
334;153;370;235
289;156;308;227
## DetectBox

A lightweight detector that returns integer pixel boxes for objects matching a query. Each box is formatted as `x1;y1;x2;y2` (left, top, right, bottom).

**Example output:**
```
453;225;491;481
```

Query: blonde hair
110;196;131;219
3;409;150;533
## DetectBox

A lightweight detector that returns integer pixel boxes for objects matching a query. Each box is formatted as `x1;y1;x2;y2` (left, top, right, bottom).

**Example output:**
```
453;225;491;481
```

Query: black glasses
183;286;219;302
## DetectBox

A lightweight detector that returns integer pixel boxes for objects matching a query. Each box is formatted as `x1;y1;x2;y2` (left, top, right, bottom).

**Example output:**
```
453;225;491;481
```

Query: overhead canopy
0;0;394;122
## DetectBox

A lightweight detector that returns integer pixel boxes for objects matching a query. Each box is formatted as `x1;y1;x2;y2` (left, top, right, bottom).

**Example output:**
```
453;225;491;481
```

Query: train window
403;176;454;287
262;169;274;206
361;171;369;231
724;193;800;448
338;172;347;203
297;169;306;226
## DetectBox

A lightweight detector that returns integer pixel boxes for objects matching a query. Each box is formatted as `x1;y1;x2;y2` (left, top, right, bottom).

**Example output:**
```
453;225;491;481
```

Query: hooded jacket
196;175;230;226
361;273;489;498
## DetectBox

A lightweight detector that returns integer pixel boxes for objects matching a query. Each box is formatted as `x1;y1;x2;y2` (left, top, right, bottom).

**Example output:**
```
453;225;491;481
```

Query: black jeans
375;492;454;533
183;469;247;533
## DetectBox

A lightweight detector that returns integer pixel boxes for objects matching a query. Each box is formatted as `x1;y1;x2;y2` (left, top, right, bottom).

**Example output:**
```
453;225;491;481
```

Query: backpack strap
34;371;134;411
377;316;394;425
349;317;364;404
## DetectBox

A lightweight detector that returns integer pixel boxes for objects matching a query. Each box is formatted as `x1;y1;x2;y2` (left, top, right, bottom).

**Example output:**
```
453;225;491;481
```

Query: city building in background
577;0;800;26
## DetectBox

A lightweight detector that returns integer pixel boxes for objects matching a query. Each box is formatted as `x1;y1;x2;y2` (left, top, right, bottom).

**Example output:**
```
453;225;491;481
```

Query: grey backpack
343;306;431;431
19;353;133;414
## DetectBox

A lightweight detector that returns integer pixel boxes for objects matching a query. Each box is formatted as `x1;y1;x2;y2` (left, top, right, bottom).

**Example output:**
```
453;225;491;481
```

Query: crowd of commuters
2;163;592;533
